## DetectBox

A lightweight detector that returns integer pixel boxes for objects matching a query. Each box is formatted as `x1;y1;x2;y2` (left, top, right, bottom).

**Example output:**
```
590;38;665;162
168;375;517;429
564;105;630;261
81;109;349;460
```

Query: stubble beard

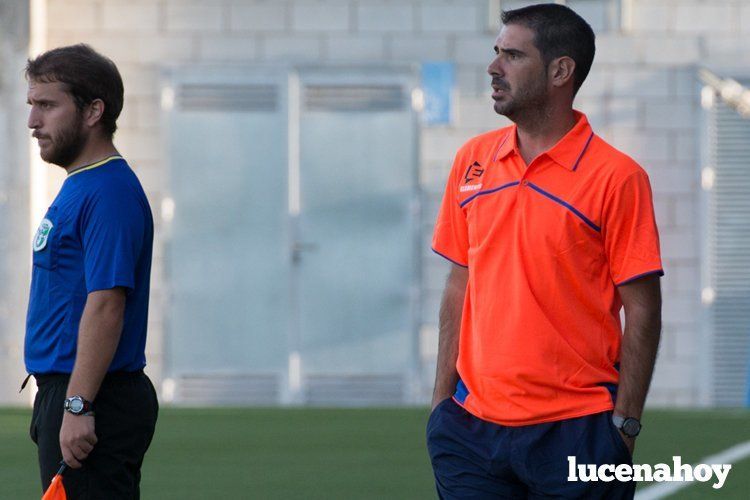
40;112;87;169
493;73;550;124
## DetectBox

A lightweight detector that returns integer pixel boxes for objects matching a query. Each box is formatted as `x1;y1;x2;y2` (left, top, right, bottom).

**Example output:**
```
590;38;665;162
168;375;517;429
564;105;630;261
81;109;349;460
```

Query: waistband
34;369;145;386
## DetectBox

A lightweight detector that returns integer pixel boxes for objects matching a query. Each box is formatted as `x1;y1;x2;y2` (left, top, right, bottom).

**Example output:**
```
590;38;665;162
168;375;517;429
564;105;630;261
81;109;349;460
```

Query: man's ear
84;99;105;128
549;56;576;89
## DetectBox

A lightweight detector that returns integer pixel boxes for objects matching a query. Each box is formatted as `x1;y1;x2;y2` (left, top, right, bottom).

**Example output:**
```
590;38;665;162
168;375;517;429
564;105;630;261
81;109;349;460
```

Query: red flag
42;463;67;500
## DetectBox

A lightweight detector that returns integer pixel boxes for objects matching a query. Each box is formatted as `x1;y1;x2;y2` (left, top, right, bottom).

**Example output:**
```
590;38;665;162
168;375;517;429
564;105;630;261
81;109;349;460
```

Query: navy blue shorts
426;398;636;499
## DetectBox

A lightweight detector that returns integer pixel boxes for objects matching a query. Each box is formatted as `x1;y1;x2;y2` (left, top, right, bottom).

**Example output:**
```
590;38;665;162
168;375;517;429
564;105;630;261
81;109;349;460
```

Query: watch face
69;398;84;413
623;418;641;436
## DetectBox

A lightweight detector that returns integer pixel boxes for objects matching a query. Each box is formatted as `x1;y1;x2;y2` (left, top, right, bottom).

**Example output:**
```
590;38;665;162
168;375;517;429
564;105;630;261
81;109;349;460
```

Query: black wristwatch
612;414;641;438
64;396;95;416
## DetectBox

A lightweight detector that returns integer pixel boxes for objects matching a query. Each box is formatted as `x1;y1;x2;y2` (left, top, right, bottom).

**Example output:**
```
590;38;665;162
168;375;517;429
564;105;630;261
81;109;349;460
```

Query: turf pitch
1;408;748;499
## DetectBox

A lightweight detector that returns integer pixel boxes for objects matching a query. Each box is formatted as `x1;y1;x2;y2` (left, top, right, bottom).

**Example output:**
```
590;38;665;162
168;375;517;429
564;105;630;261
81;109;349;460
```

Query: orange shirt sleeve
602;170;664;285
432;155;469;268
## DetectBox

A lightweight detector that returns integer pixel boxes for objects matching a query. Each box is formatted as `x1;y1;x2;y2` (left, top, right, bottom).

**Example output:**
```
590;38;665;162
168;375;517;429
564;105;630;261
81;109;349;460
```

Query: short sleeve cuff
86;277;135;294
615;269;664;286
432;247;468;268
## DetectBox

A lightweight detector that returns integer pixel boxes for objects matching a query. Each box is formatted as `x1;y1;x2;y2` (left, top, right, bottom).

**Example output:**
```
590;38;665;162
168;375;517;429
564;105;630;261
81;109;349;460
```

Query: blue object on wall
421;62;454;125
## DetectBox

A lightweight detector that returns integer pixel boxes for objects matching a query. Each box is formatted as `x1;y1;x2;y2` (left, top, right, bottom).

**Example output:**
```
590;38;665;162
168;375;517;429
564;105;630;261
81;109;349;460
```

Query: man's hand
60;412;97;468
431;265;468;411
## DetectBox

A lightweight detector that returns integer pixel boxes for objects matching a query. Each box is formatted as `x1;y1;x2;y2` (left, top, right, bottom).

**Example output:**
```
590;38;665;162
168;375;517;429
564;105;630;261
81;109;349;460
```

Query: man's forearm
432;266;468;408
614;302;661;419
66;289;126;401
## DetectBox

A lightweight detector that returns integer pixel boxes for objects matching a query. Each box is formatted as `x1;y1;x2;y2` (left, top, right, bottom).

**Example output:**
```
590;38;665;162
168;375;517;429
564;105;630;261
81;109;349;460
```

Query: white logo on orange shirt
460;184;482;193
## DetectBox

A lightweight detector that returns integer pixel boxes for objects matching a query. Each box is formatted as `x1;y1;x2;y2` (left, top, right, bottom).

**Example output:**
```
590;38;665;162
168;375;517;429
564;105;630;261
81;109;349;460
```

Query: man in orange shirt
426;4;662;498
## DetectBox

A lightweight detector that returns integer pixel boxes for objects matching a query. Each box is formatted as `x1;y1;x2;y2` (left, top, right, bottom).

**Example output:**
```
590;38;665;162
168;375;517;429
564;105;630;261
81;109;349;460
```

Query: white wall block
638;36;701;66
423;161;453;188
128;160;165;195
671;68;700;98
610;129;671;163
198;36;258;61
674;2;735;34
261;35;322;60
663;296;699;326
47;0;99;32
421;129;469;165
606;98;639;129
291;1;350;32
566;0;608;33
670;260;700;295
611;68;671;98
419;2;481;33
117;64;160;98
625;1;672;32
651;362;695;391
673;195;698;230
454;35;494;65
68;34;195;65
576;66;611;100
575;97;606;129
166;1;225;32
230;2;288;32
456;65;486;97
116;130;162;165
649;166;698;195
117;99;139;131
102;1;159;32
673;129;700;164
660;228;698;260
704;36;750;67
324;35;385;60
596;35;641;65
456;95;502;129
389;35;450;62
653;196;674;229
357;2;415;32
643;101;697;129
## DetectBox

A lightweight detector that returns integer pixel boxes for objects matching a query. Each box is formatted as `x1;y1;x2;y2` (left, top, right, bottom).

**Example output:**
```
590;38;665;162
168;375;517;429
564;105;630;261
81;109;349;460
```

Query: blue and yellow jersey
25;156;154;374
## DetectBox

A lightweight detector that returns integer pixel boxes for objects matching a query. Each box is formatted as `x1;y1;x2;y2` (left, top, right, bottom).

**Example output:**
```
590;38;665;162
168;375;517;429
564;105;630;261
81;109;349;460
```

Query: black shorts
30;370;159;499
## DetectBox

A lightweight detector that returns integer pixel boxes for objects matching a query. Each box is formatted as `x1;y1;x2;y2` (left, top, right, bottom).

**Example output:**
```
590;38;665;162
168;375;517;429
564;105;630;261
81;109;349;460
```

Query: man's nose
487;56;504;78
28;107;40;129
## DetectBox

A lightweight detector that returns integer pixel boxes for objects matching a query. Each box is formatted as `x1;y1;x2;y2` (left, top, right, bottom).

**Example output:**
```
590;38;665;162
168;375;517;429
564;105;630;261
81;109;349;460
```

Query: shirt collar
67;155;123;177
493;111;595;171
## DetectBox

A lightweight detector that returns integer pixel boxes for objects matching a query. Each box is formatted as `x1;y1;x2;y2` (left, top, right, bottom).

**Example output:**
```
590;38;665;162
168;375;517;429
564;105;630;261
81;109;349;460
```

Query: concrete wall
0;0;30;405
3;0;744;406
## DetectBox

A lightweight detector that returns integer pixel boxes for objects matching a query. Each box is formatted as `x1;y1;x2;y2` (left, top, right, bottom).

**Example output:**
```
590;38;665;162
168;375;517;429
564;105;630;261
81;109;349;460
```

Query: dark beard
42;114;87;168
493;70;549;121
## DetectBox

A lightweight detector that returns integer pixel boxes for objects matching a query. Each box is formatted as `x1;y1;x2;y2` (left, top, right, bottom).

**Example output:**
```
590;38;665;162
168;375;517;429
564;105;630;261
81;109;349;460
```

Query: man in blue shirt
25;44;157;498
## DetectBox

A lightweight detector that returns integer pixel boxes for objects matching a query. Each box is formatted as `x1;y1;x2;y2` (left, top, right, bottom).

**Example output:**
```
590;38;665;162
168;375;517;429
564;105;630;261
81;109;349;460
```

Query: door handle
292;242;319;263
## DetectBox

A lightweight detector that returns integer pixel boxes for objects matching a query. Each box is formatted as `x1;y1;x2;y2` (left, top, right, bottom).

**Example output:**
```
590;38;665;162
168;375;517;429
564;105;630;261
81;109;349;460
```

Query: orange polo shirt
432;111;663;426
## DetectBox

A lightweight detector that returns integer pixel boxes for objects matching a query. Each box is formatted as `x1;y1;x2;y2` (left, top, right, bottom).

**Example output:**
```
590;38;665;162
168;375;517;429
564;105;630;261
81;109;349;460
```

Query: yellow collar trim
67;155;123;178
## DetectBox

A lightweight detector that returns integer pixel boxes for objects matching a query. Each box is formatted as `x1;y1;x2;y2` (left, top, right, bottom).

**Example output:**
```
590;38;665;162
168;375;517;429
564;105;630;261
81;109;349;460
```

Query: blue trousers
426;398;636;499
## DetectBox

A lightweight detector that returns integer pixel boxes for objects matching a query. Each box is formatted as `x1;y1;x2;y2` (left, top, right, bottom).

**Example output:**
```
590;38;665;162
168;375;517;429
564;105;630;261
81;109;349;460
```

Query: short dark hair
501;3;595;95
26;44;124;137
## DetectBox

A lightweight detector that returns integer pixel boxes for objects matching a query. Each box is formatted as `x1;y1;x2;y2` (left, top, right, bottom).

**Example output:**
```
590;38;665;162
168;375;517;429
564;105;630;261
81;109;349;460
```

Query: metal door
163;65;420;405
163;67;291;404
293;68;420;405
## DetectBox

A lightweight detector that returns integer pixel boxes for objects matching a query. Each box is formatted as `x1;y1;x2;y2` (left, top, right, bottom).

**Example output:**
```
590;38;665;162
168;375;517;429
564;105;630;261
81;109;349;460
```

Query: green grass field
1;408;748;499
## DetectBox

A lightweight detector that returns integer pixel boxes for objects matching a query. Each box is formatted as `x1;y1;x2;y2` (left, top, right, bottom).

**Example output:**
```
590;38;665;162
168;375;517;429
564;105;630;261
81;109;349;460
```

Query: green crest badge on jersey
33;219;54;252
